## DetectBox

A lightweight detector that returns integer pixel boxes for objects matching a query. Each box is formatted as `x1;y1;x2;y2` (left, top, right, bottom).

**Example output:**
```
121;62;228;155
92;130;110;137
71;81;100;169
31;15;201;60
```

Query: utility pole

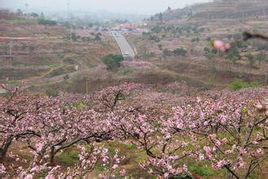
24;3;29;13
67;0;73;42
9;41;12;57
8;41;13;66
85;79;89;94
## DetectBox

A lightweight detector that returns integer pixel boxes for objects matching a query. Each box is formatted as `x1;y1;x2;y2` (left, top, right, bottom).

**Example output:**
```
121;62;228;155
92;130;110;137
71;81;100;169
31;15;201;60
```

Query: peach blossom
213;40;225;49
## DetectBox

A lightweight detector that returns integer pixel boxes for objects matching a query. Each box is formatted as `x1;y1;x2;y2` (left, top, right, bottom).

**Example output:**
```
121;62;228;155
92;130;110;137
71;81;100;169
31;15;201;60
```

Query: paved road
111;31;136;59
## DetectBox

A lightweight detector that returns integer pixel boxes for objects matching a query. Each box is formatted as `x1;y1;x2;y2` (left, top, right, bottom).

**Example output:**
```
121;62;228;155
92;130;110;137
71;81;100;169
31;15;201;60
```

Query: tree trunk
0;137;13;160
49;146;55;164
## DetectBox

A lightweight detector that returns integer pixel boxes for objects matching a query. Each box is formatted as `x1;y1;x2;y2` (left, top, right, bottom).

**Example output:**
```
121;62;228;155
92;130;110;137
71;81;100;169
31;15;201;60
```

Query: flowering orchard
0;83;267;178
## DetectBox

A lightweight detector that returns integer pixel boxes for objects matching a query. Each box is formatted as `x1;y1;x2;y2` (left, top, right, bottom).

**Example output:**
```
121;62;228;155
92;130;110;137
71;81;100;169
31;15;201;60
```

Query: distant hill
150;0;268;22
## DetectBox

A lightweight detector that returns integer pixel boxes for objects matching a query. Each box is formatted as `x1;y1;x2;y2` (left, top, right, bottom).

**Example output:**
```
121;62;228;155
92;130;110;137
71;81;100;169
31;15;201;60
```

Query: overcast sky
0;0;212;14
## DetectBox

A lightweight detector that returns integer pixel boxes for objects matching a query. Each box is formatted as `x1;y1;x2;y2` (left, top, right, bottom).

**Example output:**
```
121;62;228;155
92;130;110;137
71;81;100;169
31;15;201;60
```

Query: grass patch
95;163;108;172
36;171;48;178
98;141;149;177
7;80;20;85
48;64;61;69
45;87;60;97
56;148;79;166
188;162;215;176
207;78;216;89
118;68;134;76
9;18;37;25
228;79;261;91
45;65;75;78
125;143;137;150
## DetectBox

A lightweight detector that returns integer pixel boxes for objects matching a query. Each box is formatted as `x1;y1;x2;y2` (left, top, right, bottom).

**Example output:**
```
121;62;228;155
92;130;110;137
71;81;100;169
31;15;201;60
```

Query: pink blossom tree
92;82;142;112
111;108;195;178
1;82;267;178
166;88;268;178
0;85;41;160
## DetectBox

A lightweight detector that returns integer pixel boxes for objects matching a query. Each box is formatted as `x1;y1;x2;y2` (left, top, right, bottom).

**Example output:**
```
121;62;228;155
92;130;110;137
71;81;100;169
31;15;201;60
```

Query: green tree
30;12;39;17
102;54;124;71
151;26;162;33
40;12;45;18
16;9;23;16
70;33;78;42
158;13;163;23
94;33;102;42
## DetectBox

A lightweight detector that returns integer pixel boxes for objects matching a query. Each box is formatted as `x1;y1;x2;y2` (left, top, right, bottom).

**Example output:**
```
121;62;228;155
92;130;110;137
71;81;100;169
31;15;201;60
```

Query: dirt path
0;36;62;42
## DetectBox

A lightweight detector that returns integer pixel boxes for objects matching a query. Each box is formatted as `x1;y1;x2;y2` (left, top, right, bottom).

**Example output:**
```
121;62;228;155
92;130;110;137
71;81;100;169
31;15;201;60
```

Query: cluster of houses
113;23;149;33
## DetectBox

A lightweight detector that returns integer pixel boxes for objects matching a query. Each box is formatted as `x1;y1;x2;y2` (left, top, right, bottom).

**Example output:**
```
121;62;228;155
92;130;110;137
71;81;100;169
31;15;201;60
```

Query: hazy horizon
0;0;212;15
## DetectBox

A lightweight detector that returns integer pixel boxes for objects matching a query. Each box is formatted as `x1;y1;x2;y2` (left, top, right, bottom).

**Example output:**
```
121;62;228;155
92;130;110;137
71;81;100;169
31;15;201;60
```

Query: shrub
46;87;59;97
142;32;150;37
225;47;240;63
173;47;187;56
149;34;160;42
204;46;217;59
191;37;200;42
102;54;124;71
245;53;256;68
163;49;173;56
256;53;267;65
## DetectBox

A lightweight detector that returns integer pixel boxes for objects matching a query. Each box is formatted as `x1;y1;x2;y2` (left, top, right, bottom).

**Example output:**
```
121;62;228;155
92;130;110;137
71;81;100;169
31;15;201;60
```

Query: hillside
125;0;268;91
151;0;268;23
0;11;119;93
